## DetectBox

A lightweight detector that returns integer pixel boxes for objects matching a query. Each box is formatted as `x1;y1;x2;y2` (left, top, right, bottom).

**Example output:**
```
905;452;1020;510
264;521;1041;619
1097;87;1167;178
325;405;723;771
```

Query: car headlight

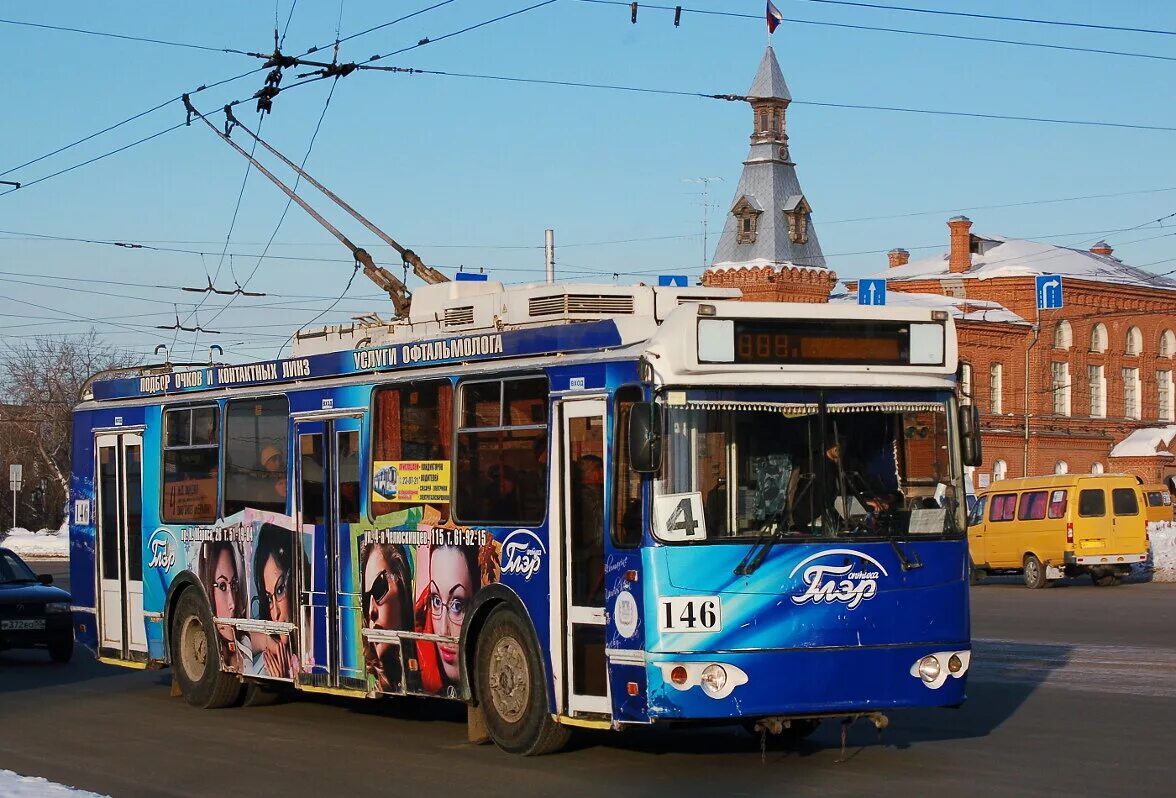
917;655;941;682
45;603;71;613
699;664;728;696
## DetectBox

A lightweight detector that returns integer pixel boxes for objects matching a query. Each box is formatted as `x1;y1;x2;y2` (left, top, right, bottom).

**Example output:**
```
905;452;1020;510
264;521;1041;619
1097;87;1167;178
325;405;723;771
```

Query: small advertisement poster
163;478;217;522
371;460;451;504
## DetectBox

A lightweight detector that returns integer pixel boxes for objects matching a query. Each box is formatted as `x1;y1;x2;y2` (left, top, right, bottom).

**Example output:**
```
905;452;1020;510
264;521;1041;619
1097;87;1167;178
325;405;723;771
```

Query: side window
1047;490;1068;519
455;377;548;525
372;381;453;524
613;386;643;547
989;493;1016;522
1111;488;1139;516
1017;490;1048;521
223;396;290;517
1078;489;1106;517
967;495;987;527
161;405;219;523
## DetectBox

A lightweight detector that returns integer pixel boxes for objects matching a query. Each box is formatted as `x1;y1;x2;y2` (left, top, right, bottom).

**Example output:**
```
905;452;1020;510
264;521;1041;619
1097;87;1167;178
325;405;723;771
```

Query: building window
1090;323;1108;353
1161;330;1175;358
1159;370;1173;422
960;362;973;405
1051;361;1070;416
1123;367;1141;419
785;208;809;244
1091;462;1104;475
1126;326;1143;356
1054;460;1069;475
731;197;762;245
989;363;1004;414
1053;320;1072;350
993;459;1007;482
1089;364;1106;418
162;405;219;524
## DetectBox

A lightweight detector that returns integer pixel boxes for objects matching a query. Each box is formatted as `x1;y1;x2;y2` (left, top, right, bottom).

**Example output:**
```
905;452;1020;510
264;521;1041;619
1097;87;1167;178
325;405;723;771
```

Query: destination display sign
92;320;624;401
698;319;945;367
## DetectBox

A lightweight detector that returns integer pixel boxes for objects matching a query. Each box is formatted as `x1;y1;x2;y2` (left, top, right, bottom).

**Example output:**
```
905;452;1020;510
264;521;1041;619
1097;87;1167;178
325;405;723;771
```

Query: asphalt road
3;562;1174;798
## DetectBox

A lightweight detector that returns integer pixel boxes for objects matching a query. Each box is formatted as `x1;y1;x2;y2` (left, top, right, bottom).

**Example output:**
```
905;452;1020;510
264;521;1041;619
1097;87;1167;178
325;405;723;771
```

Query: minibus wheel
1022;554;1047;589
170;588;244;709
474;606;570;756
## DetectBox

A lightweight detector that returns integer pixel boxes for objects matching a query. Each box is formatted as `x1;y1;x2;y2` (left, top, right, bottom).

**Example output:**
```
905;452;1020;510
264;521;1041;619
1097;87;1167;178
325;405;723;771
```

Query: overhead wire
0;16;258;54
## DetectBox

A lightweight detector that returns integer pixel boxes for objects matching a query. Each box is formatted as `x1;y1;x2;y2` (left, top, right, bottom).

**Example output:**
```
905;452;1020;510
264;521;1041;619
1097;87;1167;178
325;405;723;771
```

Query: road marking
972;639;1176;698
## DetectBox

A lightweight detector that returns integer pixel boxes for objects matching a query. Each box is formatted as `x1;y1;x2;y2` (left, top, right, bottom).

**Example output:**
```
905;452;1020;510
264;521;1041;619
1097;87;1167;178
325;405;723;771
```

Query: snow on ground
1150;522;1176;582
0;520;69;559
0;770;108;797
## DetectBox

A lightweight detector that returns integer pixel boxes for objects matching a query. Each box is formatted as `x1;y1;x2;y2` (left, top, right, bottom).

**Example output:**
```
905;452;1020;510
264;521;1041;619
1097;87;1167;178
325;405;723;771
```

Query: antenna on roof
685;177;723;270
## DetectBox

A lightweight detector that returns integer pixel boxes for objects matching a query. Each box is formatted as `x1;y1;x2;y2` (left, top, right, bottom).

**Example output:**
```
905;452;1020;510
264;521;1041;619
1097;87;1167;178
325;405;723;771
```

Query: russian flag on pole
766;1;784;33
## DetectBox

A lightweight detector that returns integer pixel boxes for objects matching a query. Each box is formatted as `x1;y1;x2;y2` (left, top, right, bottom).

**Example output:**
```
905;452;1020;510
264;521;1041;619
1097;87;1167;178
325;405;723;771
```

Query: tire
474;606;570;756
48;635;73;664
1023;554;1047;589
170;588;243;709
969;559;984;586
241;681;287;707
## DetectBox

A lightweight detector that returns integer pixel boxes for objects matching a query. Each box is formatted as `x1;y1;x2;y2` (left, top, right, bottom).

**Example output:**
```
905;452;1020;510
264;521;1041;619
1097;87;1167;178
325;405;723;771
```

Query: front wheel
475;607;570;756
170;588;243;709
1023;554;1047;589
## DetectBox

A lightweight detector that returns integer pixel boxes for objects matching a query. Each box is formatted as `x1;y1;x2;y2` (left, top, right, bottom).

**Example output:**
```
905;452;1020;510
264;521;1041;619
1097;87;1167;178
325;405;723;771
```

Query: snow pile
0;770;108;797
0;520;70;559
1109;426;1176;458
1150;522;1176;582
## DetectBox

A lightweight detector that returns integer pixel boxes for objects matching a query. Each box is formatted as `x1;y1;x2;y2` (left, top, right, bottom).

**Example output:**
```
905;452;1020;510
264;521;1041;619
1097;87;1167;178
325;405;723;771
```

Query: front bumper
645;643;971;720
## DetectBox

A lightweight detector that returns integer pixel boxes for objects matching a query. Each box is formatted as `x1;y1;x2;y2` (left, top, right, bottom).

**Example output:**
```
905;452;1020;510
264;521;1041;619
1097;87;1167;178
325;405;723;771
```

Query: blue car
0;547;73;662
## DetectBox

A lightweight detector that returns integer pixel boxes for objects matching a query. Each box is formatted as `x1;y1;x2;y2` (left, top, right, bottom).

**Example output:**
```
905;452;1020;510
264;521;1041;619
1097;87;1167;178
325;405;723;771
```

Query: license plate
1;619;46;630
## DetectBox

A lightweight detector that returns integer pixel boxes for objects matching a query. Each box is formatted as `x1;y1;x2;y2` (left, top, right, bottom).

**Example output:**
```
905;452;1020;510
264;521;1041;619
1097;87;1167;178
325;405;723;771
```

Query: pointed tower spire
708;46;828;282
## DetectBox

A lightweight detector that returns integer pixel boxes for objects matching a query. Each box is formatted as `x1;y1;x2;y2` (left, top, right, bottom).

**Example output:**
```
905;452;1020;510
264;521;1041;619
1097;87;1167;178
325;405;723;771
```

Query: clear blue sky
2;0;1174;363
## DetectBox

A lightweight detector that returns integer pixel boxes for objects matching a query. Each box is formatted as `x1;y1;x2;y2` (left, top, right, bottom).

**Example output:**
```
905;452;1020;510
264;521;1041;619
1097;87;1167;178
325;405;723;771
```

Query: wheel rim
179;615;208;682
1025;560;1039;583
487;634;530;724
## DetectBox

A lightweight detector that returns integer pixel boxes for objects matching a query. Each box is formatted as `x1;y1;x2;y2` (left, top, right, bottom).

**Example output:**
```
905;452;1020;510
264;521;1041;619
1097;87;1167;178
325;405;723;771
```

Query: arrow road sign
858;279;887;306
1036;275;1064;310
9;464;21;492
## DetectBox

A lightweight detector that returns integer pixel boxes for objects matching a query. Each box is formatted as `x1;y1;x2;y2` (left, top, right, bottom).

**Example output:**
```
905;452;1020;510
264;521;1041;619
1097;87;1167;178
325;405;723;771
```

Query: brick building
699;47;1176;488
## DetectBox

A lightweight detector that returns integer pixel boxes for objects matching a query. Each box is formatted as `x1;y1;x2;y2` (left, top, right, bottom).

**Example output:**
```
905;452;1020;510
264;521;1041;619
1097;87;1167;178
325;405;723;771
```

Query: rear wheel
1023;554;1047;589
48;635;73;664
475;606;570;756
170;588;243;709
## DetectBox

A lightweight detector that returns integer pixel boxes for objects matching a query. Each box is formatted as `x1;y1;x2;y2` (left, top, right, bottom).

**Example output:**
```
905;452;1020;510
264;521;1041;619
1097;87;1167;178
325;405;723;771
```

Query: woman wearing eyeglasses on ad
199;540;247;672
244;524;302;679
360;541;415;692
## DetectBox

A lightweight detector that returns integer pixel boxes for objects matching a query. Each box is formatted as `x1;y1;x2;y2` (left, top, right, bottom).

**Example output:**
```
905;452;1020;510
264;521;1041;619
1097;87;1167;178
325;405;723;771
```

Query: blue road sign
858;279;887;306
658;275;689;287
455;272;488;282
1036;275;1064;310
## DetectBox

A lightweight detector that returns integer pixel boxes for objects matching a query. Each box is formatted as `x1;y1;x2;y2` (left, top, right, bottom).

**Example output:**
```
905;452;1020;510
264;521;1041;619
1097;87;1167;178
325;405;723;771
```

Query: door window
125;443;143;578
612;387;643;547
967;495;986;527
98;445;120;580
1078;489;1106;517
568;414;605;606
337;430;361;524
300;434;326;526
1111;488;1139;516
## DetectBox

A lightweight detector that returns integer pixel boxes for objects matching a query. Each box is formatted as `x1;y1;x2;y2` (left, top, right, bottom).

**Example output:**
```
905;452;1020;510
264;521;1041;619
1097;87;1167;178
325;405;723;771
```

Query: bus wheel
475;607;570;756
170;589;243;709
1022;555;1047;589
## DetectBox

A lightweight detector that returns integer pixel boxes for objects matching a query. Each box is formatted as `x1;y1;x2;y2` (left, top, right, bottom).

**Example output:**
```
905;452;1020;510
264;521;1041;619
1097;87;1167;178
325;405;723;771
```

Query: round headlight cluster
699;664;728;696
917;655;941;683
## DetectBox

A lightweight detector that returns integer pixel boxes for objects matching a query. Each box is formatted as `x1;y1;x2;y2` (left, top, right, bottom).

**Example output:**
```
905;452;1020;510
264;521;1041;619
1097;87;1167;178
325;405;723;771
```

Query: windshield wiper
735;474;815;576
890;537;923;571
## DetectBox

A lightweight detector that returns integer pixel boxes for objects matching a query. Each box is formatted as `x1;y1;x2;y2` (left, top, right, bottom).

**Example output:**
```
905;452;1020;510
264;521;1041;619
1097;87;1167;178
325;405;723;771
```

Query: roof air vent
443;306;475;327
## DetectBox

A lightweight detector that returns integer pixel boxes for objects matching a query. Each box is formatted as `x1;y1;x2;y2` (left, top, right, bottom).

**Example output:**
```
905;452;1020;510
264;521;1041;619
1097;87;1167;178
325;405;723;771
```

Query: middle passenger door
294;412;365;690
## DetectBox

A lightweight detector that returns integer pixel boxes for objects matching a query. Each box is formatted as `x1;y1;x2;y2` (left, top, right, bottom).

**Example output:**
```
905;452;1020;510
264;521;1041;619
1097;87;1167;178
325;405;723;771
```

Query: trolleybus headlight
699;664;727;696
947;654;963;674
670;666;689;686
917;655;941;683
45;602;71;613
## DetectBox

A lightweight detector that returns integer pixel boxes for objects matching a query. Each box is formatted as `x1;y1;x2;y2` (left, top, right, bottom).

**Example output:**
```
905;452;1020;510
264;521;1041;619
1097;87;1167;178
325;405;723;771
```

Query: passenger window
372;381;453;524
223;396;289;516
455;377;548;525
613;387;643;547
1111;488;1139;516
1047;490;1068;519
989;493;1016;522
161;405;219;523
1017;490;1047;521
967;496;987;527
1078;489;1106;517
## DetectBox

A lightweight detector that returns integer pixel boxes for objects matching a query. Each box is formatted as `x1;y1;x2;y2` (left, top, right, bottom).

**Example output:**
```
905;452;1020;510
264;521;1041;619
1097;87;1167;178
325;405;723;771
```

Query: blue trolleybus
70;280;980;754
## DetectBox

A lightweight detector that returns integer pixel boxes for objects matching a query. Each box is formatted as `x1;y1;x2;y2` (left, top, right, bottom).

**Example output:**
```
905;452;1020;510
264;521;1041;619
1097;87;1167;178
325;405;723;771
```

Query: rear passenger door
1110;486;1147;555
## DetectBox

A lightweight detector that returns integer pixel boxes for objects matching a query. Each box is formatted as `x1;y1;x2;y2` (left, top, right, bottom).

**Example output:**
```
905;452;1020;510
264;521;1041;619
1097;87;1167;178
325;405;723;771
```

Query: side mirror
37;574;54;586
628;401;662;474
959;403;982;468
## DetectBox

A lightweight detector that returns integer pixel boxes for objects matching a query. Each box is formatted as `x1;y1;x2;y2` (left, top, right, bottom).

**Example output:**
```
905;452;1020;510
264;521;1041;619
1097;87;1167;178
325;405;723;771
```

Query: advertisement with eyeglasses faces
357;522;502;699
188;509;302;681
